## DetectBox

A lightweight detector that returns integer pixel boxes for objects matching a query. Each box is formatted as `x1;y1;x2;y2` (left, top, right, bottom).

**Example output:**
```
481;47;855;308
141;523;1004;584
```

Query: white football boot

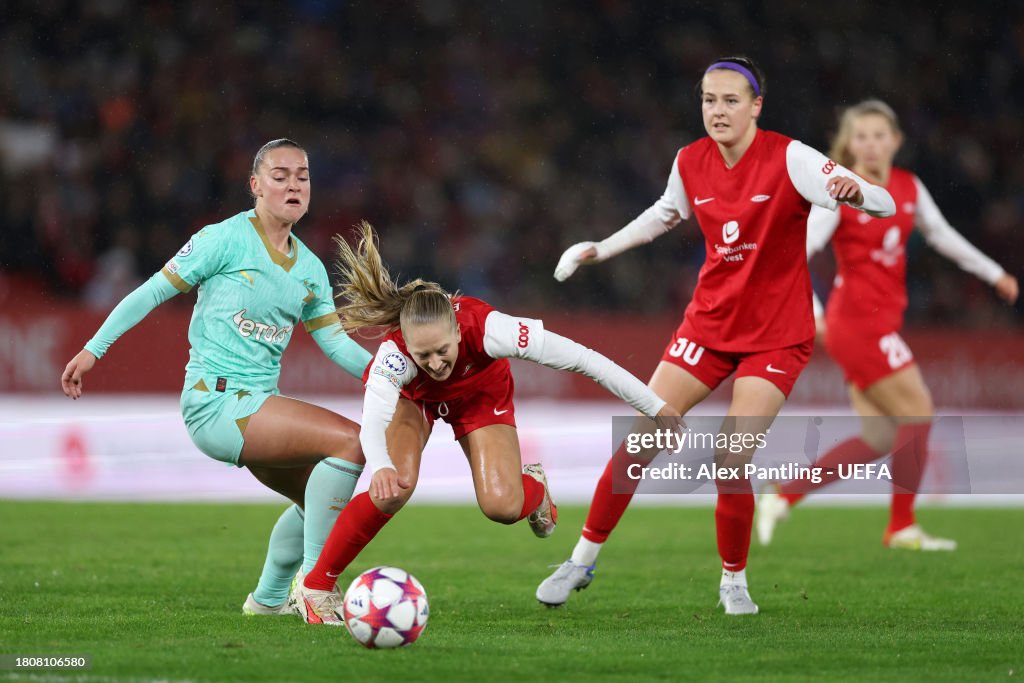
884;524;957;551
523;464;558;538
536;560;595;606
288;568;345;626
718;583;760;615
756;483;790;546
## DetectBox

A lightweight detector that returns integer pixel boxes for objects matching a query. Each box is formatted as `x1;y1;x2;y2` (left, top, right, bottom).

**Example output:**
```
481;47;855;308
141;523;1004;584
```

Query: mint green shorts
180;377;278;466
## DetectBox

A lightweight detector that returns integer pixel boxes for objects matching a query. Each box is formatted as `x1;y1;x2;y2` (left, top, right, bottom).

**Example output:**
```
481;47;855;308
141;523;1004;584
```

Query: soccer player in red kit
289;223;678;624
756;100;1019;550
538;57;896;615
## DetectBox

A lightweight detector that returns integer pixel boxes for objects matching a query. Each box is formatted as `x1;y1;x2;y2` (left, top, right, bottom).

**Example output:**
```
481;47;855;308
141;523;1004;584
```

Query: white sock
570;537;602;566
720;568;747;587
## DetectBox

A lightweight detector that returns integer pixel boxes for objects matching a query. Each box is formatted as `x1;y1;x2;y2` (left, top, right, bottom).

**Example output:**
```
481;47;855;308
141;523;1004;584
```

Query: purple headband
704;61;761;97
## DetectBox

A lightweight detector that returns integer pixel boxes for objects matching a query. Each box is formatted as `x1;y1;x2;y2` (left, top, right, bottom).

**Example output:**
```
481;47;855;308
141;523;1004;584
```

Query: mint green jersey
161;209;339;391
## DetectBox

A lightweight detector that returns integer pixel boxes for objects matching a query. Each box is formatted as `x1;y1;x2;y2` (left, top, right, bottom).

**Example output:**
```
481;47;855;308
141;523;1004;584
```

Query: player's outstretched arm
912;176;1019;305
553;154;688;282
310;324;373;379
60;273;181;399
482;311;669;417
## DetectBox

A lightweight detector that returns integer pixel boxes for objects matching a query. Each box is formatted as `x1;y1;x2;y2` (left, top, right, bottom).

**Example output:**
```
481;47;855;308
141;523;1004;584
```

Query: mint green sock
252;504;304;607
303;457;363;574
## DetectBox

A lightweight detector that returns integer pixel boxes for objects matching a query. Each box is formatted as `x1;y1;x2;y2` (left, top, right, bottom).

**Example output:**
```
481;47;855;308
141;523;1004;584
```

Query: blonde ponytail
334;222;455;336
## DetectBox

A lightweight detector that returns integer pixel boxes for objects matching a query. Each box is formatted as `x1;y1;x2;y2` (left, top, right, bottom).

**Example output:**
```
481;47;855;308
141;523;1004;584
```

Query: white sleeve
806;205;840;319
913;176;1005;285
593;152;689;261
786;141;896;218
806;204;841;259
483;311;667;416
360;341;418;474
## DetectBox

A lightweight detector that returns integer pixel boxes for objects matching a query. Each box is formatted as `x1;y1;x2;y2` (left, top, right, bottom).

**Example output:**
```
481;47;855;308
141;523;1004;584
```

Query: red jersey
825;167;918;333
676;130;814;352
361;296;510;403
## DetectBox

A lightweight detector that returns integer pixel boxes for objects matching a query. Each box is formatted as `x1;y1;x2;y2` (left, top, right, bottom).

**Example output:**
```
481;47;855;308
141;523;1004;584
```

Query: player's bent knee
479;496;522;524
324;422;362;456
863;430;896;455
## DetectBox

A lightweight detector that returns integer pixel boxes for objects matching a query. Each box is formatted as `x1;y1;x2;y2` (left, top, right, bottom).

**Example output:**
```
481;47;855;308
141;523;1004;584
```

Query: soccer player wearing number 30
540;57;896;615
289;223;677;625
756;100;1019;551
60;140;373;617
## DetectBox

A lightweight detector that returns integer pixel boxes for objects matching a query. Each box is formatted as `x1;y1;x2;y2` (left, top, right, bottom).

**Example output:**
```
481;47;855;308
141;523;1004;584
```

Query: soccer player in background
539;57;896;615
756;100;1019;550
60;139;372;616
289;222;678;625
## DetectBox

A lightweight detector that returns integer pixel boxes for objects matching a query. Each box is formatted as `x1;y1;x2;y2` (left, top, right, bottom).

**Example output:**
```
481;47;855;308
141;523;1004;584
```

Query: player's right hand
61;349;97;400
553;242;600;281
370;467;411;503
654;402;686;438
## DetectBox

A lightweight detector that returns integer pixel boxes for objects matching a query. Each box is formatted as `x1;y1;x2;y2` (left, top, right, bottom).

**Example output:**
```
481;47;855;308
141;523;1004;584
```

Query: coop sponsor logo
517;322;531;348
232;309;291;343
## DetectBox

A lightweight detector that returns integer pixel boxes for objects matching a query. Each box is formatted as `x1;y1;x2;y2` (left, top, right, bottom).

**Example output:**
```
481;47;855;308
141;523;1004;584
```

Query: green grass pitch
1;502;1021;682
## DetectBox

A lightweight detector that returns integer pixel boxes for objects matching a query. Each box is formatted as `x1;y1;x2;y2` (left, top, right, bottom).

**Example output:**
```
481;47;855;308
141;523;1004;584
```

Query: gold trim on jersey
249;215;298;272
303;289;316;304
304;312;341;333
192;379;209;392
235;415;251;435
161;267;194;293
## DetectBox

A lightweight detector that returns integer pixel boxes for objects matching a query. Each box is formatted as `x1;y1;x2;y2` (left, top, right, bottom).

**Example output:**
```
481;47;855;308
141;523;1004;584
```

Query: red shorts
660;330;813;397
825;323;915;390
415;371;517;440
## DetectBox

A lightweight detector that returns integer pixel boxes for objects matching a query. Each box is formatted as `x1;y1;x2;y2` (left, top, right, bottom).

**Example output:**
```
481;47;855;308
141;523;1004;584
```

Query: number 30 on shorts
879;332;913;369
668;337;705;366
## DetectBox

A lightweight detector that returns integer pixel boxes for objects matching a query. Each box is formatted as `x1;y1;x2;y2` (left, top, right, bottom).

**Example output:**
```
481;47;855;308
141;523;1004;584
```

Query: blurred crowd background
0;0;1020;327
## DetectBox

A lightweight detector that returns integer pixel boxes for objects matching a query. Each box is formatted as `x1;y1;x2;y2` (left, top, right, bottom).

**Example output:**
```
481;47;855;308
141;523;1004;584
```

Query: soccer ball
342;566;429;648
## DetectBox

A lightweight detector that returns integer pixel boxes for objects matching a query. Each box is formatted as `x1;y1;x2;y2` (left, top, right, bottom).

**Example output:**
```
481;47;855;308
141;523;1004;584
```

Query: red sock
780;437;882;505
716;479;754;571
517;473;546;520
888;422;931;533
581;442;643;543
304;492;393;591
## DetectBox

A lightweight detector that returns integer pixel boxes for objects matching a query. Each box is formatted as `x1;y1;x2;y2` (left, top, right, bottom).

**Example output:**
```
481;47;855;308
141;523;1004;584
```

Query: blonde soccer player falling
287;222;678;625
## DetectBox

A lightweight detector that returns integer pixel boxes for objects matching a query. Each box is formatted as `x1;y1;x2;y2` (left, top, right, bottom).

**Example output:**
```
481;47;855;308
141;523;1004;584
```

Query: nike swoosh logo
766;364;786;374
694;197;715;205
493;408;509;416
326;571;340;578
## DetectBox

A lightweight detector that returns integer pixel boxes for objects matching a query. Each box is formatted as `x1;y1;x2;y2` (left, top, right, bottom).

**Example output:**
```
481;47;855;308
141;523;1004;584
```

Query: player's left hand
994;273;1019;304
827;176;864;207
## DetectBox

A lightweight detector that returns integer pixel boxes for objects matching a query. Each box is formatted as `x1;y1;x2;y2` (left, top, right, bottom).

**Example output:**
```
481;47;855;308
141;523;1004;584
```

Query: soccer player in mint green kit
61;139;371;617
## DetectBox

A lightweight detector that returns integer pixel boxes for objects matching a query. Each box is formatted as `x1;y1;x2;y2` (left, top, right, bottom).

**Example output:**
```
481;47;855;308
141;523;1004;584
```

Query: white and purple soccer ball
342;566;429;649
